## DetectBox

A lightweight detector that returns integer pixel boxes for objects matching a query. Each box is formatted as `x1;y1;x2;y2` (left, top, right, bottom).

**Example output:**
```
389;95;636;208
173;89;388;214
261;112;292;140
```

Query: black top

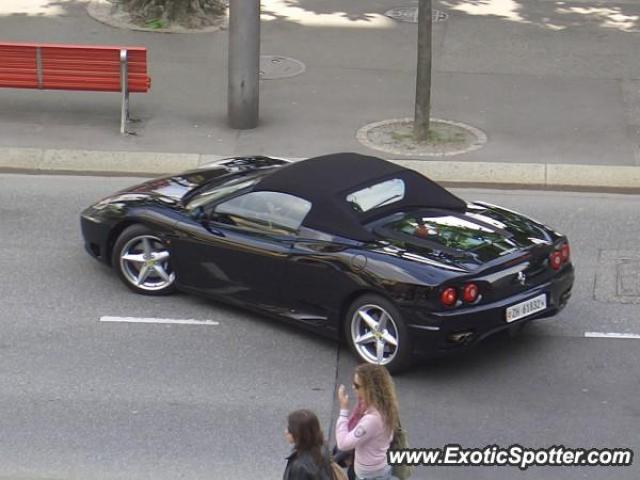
255;152;466;242
283;450;333;480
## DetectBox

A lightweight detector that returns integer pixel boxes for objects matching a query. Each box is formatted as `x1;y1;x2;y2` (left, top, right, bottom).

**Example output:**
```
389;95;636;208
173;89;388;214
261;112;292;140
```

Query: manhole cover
617;261;640;296
433;10;448;22
384;6;448;23
595;251;640;304
259;55;305;80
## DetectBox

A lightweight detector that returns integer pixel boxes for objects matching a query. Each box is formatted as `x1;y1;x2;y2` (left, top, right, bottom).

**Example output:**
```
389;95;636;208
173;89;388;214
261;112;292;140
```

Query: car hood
112;156;291;203
121;169;230;201
83;171;228;215
372;202;563;272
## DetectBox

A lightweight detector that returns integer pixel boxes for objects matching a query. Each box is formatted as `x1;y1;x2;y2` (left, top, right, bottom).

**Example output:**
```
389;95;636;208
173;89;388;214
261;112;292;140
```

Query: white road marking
584;332;640;339
100;316;219;326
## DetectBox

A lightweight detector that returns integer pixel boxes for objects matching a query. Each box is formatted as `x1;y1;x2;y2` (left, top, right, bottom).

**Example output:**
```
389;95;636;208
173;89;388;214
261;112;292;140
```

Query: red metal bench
0;42;151;134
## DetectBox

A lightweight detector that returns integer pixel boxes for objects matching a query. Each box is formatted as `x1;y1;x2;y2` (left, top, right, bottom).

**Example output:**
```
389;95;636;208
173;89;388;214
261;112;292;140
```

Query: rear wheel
344;294;412;373
112;224;176;295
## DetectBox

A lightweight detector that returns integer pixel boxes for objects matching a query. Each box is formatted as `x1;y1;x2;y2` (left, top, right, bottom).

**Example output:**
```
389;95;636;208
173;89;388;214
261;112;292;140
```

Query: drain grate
259;55;305;80
617;261;640;296
595;250;640;304
384;6;448;23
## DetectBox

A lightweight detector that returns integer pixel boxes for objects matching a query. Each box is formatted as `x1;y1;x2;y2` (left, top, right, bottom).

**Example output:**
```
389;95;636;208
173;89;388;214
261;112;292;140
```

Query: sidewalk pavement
1;0;640;191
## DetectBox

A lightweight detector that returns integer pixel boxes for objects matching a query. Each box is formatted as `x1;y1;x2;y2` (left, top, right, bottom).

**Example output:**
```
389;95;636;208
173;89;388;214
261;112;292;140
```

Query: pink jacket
335;407;393;477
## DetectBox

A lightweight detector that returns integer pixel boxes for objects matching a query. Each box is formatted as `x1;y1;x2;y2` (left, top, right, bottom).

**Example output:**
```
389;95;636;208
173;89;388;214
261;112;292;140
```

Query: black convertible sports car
81;153;574;371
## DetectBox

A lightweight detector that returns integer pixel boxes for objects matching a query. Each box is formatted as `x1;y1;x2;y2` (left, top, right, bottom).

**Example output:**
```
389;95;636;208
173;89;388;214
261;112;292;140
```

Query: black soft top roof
254;152;466;241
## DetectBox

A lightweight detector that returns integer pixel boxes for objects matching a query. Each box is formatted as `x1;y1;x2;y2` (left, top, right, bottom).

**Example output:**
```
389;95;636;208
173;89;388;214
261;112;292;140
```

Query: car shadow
402;331;547;380
188;293;551;382
187;294;342;346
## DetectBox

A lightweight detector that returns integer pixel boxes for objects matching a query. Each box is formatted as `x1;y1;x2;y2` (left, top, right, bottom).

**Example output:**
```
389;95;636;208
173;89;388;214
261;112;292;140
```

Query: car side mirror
202;211;226;237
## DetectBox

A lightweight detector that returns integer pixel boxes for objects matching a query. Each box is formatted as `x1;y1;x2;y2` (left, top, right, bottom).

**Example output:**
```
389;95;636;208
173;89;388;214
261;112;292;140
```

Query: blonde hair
355;364;399;434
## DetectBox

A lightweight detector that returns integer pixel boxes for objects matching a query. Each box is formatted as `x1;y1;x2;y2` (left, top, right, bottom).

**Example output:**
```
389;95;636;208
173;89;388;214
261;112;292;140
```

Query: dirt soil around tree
88;0;228;33
357;118;488;157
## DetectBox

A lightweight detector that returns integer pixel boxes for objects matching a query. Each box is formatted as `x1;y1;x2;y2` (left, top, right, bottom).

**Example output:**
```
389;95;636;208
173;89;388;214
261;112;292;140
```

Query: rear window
346;178;405;213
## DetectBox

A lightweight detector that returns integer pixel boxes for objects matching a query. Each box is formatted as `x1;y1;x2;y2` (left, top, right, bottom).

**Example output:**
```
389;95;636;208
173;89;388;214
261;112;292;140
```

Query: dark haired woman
284;409;333;480
335;364;400;480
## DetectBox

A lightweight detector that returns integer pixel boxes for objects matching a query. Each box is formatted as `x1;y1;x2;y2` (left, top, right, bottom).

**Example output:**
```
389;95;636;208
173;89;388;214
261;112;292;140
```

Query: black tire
112;224;176;296
344;294;413;373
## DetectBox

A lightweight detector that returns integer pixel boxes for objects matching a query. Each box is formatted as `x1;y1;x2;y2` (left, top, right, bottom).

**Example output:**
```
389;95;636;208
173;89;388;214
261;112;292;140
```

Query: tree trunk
414;0;432;142
121;0;226;28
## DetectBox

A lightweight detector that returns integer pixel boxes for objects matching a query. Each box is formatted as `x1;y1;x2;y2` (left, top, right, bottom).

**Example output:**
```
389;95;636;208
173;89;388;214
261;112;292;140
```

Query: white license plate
506;294;547;323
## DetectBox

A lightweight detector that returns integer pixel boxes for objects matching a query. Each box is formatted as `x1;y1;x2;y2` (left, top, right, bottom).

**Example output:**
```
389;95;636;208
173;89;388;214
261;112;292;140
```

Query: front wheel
112;224;176;295
344;294;412;373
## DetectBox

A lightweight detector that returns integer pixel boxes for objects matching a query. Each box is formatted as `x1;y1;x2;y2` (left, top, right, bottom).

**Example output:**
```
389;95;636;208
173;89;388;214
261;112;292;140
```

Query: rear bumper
403;265;574;357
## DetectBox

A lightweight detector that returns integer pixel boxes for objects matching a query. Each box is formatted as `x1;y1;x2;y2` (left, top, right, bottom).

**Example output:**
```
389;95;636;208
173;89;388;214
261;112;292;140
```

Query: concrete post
228;0;260;129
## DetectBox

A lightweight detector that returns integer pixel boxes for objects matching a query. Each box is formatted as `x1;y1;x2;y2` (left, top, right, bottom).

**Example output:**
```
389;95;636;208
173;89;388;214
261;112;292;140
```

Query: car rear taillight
440;287;457;306
549;242;570;270
462;283;479;303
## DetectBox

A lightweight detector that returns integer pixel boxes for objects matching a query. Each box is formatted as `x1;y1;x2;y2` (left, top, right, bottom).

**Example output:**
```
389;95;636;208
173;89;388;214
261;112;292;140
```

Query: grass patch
390;131;414;142
391;123;468;145
425;129;466;145
144;19;166;29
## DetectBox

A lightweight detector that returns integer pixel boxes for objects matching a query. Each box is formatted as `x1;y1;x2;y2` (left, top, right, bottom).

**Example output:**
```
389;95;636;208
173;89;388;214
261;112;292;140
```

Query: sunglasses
353;382;361;390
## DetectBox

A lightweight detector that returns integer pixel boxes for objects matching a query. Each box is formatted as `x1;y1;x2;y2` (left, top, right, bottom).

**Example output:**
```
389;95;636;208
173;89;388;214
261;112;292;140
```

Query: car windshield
346;178;405;213
186;172;268;209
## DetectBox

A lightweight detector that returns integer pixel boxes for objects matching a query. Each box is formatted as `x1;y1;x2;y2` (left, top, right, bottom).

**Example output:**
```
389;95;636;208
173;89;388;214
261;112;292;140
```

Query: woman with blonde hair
335;364;400;480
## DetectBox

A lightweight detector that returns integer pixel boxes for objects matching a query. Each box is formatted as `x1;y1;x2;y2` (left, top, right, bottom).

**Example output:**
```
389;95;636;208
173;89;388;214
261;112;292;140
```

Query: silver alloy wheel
119;234;175;292
350;304;399;365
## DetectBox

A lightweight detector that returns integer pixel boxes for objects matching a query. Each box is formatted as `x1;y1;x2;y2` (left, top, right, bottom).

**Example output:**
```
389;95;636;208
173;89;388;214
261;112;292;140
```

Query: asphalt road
1;174;638;480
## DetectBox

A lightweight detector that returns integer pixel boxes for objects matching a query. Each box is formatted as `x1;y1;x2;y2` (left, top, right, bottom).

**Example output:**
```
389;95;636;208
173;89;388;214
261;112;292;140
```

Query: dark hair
287;409;326;466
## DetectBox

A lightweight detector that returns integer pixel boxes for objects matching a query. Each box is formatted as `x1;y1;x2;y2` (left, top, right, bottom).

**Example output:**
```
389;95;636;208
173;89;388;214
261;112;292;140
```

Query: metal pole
228;0;260;129
120;49;129;135
35;47;43;89
414;0;432;142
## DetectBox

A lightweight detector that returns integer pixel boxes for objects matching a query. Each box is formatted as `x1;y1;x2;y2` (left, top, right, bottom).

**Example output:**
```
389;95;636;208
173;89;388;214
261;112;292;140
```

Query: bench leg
120;49;130;135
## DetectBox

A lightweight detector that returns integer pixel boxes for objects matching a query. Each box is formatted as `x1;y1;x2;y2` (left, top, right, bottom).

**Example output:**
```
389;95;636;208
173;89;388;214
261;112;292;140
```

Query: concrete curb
0;148;204;177
1;147;640;192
